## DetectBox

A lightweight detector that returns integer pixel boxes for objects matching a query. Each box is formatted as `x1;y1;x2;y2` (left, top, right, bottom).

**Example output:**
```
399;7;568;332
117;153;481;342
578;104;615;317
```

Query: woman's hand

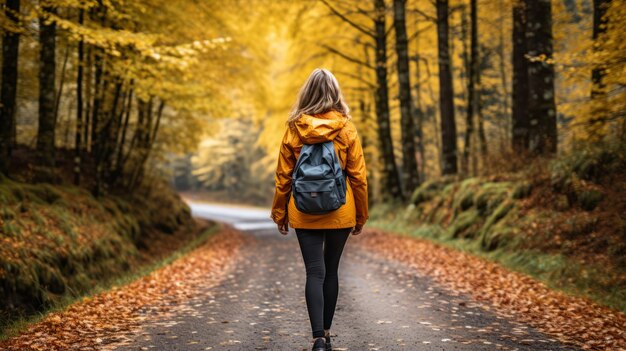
351;224;363;235
278;221;289;235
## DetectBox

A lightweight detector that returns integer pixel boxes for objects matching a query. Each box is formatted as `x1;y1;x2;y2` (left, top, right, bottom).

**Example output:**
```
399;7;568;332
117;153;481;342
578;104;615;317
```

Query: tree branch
407;8;436;22
320;0;376;39
355;5;374;18
408;23;434;41
321;44;375;70
334;70;376;89
385;22;394;38
569;113;626;127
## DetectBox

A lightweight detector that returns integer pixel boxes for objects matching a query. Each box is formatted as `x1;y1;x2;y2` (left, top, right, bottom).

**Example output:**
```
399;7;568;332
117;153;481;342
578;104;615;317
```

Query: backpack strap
292;143;313;179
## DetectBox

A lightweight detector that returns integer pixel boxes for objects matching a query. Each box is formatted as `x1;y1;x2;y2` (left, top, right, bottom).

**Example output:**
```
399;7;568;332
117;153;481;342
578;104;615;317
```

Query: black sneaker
325;335;332;351
312;337;326;351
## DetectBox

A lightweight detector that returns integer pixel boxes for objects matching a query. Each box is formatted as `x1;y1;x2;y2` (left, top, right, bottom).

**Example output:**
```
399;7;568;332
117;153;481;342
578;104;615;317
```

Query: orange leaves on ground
0;226;247;351
356;229;626;351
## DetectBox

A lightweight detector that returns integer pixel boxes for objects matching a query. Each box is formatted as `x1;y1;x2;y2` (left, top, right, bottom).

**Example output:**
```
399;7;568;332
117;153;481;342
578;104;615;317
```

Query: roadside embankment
0;177;200;331
370;142;626;313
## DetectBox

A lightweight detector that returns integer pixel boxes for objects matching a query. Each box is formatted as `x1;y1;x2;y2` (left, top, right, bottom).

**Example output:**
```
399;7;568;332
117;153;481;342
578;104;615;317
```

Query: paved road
120;202;576;351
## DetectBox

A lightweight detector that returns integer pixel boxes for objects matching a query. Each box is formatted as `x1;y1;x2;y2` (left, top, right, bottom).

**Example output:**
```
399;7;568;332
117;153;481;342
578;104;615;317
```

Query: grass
0;223;220;341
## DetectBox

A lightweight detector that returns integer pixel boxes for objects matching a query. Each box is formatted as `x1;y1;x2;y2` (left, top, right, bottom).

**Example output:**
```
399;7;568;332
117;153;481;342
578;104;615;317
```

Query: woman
270;68;368;351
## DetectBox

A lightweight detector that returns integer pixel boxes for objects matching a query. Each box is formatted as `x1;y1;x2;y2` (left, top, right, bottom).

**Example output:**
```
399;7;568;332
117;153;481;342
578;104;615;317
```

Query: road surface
118;201;576;351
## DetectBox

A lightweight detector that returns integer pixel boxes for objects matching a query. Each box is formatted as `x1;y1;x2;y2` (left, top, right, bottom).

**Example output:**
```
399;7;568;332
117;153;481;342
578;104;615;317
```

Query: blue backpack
292;141;347;214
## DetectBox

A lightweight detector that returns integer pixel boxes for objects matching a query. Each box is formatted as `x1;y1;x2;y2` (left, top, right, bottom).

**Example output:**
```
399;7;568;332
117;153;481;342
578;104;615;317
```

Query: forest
0;0;625;349
170;0;625;205
0;0;624;199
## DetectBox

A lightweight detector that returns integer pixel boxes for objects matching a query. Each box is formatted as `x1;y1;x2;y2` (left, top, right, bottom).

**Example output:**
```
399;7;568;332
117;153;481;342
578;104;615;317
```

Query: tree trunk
90;4;107;156
423;56;443;171
359;97;375;205
476;39;487;162
590;0;610;135
148;101;164;151
526;0;557;154
83;47;94;152
498;0;510;147
94;80;122;195
54;43;70;125
463;1;477;175
0;0;20;174
104;82;127;177
63;101;72;146
111;86;131;167
113;87;133;183
126;98;148;188
477;83;487;159
411;34;426;181
512;1;530;152
436;0;458;175
75;9;84;185
393;0;420;196
122;97;145;180
130;97;159;188
374;0;403;200
36;4;57;173
90;51;103;155
134;99;164;187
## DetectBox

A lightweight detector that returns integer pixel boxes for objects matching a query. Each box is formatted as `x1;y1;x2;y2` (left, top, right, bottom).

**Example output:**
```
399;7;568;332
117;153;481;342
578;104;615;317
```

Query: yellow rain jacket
270;110;368;229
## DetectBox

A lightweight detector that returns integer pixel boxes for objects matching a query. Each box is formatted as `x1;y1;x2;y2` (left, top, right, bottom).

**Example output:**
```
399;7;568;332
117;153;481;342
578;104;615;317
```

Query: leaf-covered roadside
0;177;195;324
0;226;247;351
355;229;626;350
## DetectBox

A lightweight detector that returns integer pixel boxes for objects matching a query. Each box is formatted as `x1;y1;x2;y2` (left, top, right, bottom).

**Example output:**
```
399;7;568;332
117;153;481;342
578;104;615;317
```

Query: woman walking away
271;68;368;351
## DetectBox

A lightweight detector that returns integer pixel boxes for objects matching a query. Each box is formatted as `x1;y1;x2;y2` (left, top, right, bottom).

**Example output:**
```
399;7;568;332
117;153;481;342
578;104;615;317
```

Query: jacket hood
294;110;348;143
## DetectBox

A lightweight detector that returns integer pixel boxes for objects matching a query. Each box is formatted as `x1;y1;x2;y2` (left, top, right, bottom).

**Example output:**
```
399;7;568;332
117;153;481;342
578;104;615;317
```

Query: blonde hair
288;68;350;124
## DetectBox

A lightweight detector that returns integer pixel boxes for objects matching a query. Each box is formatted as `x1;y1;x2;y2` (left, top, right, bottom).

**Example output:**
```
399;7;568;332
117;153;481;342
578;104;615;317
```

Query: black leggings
295;228;351;338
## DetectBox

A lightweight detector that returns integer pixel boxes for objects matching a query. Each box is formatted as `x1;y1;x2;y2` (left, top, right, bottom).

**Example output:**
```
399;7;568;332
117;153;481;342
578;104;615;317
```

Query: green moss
1;207;15;221
579;190;603;211
554;194;570;211
410;181;441;205
512;181;533;199
474;182;511;216
478;200;516;251
25;184;63;205
459;192;475;211
480;224;516;252
2;221;21;238
563;215;598;239
489;199;515;226
550;142;626;199
448;209;481;238
30;207;47;227
451;178;480;213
